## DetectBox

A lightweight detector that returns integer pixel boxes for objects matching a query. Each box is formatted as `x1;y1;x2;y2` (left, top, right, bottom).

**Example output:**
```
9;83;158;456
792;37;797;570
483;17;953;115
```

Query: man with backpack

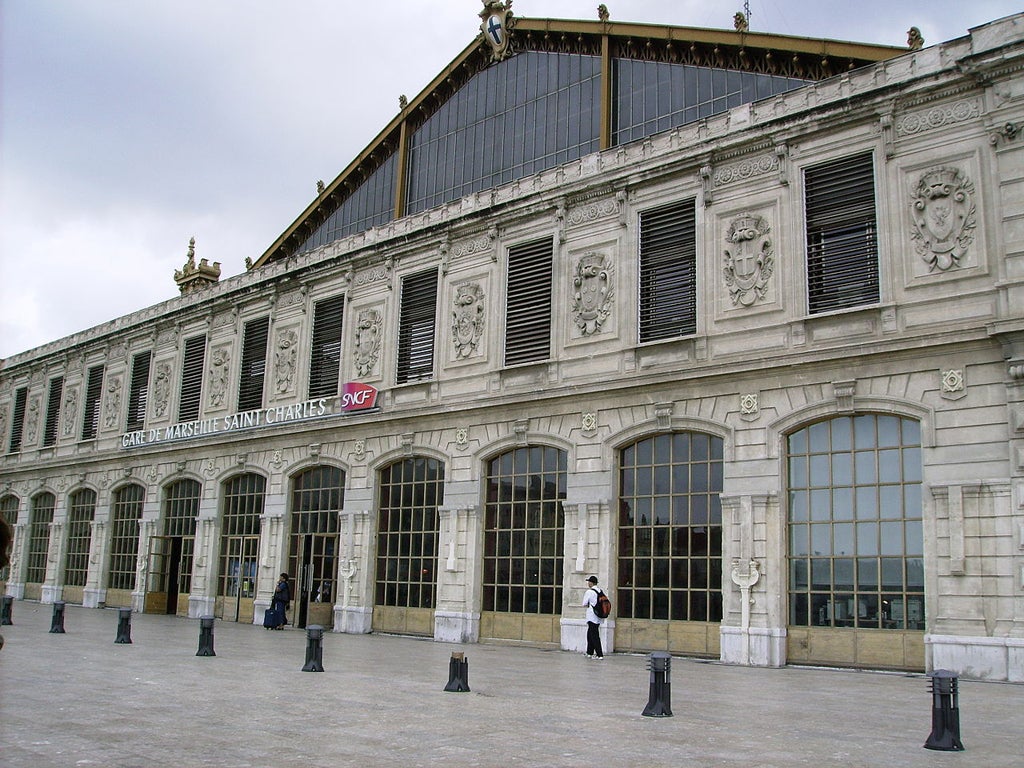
582;575;608;659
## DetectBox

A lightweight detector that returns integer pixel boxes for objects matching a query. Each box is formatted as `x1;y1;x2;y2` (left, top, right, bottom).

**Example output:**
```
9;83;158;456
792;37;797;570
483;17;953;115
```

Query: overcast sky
1;1;1020;360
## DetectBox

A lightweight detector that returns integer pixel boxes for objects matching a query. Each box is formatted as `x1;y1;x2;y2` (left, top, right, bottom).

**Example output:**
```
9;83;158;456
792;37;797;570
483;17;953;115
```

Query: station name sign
121;382;379;449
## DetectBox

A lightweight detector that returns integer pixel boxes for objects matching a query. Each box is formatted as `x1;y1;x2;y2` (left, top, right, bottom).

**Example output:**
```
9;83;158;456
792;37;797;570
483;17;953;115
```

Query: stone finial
907;26;924;50
597;4;609;22
174;237;221;294
316;179;325;195
734;11;749;32
399;94;408;110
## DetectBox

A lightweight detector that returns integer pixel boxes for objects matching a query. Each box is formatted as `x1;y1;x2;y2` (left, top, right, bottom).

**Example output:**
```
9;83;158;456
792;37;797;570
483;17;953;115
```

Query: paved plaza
1;601;1022;767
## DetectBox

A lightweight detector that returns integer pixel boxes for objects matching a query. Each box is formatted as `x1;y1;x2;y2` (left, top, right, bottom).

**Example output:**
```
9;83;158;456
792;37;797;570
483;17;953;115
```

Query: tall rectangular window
125;351;152;432
178;334;206;422
396;269;438;384
81;365;104;440
42;375;64;448
237;316;270;411
504;238;554;366
8;387;28;453
805;152;879;314
308;294;345;398
639;199;697;343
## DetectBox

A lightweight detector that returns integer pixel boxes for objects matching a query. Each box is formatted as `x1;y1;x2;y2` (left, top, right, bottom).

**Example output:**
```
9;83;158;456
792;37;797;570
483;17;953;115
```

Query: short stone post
301;624;325;672
443;651;470;692
114;608;132;644
641;651;673;717
196;615;216;657
1;595;12;625
49;601;67;633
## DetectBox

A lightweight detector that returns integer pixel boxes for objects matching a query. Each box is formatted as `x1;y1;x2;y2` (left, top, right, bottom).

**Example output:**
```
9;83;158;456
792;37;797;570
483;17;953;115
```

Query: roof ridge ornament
479;0;515;62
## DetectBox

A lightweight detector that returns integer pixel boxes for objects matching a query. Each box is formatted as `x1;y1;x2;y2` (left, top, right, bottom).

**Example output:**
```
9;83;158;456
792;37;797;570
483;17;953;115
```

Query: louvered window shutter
42;375;64;447
638;199;697;343
178;335;207;422
396;270;438;384
81;365;104;440
505;238;553;366
805;152;879;314
126;351;152;431
8;387;28;452
308;295;345;397
237;317;270;411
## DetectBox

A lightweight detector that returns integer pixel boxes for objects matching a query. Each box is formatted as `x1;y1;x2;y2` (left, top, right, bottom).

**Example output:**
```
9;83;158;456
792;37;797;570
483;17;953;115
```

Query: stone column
434;504;482;643
41;520;65;604
559;500;613;653
188;515;218;618
334;508;373;634
82;519;108;608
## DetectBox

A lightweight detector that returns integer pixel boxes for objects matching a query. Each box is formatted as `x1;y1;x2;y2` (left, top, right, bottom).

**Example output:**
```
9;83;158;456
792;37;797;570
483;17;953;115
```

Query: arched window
483;445;566;615
217;473;265;619
64;489;97;588
288;466;345;628
108;484;144;591
787;415;923;630
163;479;201;595
375;457;444;610
618;432;724;622
26;492;56;584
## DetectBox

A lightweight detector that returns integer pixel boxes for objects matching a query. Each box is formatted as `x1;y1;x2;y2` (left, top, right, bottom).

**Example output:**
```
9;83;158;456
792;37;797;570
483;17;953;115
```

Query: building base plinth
926;634;1024;682
334;605;372;634
433;610;479;643
719;626;786;667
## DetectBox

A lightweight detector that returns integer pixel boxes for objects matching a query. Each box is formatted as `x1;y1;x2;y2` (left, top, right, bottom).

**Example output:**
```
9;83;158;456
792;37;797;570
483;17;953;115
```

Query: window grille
638;199;697;343
126;351;152;432
178;335;206;422
64;488;96;588
26;492;55;584
396;269;438;384
108;484;144;590
81;365;104;440
375;457;444;609
42;376;64;447
8;387;28;453
805;152;879;314
505;238;554;366
237;317;270;411
308;295;345;398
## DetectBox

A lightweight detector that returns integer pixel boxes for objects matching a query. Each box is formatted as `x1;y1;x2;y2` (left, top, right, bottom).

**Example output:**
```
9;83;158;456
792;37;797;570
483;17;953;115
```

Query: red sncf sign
341;382;378;411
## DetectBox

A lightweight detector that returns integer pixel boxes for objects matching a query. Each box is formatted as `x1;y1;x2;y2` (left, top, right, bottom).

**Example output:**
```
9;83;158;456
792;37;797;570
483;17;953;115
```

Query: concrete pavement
1;601;1022;767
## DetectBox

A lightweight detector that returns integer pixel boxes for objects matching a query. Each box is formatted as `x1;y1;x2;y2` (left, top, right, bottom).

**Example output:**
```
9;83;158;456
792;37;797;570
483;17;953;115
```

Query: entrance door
292;533;337;629
144;536;171;614
219;535;259;623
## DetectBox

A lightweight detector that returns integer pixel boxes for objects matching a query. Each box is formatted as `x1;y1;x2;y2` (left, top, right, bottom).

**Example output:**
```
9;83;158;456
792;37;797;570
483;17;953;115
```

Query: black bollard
49;601;66;634
924;670;965;751
443;651;471;692
1;595;12;625
196;615;216;657
301;624;325;672
642;651;673;717
114;608;132;644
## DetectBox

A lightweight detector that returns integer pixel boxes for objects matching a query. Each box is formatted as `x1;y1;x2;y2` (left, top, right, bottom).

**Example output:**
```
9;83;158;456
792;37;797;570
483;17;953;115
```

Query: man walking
582;575;604;659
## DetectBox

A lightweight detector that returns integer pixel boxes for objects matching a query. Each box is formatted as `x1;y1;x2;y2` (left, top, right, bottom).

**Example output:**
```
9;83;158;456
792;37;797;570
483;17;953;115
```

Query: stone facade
1;14;1023;680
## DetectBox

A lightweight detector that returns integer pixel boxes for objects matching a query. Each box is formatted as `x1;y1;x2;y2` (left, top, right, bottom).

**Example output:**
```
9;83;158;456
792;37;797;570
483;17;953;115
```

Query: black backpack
593;588;611;619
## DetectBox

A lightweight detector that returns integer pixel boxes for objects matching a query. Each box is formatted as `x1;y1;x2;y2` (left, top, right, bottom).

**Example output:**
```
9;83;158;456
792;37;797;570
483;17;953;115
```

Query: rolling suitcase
263;607;282;629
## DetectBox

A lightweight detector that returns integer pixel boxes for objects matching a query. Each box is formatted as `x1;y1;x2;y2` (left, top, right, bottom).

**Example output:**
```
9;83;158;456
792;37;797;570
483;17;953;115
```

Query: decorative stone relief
740;393;759;423
353;308;383;377
832;380;856;412
723;213;773;307
352;439;366;461
0;409;7;446
274;329;298;394
895;101;979;137
208;348;230;408
354;260;392;287
910;167;976;271
152;362;172;417
941;368;966;401
451;283;485;358
62;387;78;437
581;412;597;436
454;428;469;450
572;253;613;335
24;398;39;445
566;196;619;227
713;153;779;187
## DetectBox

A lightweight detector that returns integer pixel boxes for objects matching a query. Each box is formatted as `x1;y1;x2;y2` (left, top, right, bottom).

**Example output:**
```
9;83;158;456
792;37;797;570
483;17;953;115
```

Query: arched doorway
288;466;344;629
146;479;200;616
216;473;265;623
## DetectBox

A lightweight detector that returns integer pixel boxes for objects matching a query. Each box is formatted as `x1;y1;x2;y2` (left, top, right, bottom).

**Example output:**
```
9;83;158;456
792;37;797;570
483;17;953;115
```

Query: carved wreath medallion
572;252;613;335
723;213;773;306
452;283;485;358
910;166;976;271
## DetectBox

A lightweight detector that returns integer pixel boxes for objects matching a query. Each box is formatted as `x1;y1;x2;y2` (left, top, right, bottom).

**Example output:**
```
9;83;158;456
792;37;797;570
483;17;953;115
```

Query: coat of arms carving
723;213;773;307
353;309;382;377
572;252;613;335
452;283;485;358
479;1;515;62
910;166;976;271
